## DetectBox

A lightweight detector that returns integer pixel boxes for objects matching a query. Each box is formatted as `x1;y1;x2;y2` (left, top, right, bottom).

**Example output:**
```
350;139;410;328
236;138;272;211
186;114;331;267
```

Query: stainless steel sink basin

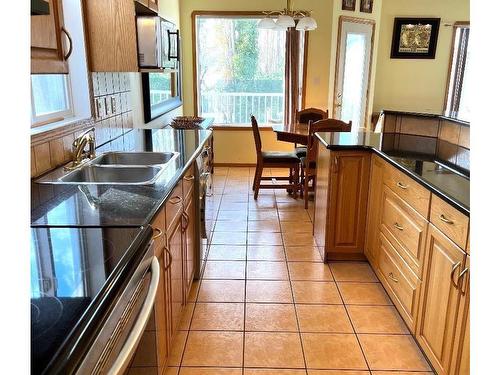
59;165;164;185
90;151;177;166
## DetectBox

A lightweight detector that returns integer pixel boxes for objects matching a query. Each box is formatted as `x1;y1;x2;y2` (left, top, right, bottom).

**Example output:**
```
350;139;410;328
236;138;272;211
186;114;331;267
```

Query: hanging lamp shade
296;16;317;31
257;17;276;29
275;14;296;28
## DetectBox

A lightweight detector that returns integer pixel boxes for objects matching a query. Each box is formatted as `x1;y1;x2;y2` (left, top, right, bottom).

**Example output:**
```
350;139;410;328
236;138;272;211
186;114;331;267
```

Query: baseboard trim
214;163;257;167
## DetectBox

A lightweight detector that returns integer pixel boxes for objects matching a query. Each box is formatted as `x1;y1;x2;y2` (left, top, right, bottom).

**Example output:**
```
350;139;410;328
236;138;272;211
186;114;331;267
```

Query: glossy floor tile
172;167;432;374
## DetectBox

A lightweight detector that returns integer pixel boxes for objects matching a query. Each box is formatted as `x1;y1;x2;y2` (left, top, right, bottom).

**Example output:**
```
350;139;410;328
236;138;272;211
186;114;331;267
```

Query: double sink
37;151;179;185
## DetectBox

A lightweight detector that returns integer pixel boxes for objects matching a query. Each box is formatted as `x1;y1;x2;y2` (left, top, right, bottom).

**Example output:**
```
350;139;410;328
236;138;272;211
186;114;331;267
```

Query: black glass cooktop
30;226;148;374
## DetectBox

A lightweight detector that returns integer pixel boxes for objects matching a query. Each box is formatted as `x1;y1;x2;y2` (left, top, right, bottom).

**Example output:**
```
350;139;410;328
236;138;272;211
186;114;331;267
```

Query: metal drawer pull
169;196;183;204
388;272;399;283
396;182;408;189
108;257;160;375
394;222;404;231
61;27;73;60
184;175;195;181
451;262;461;288
439;214;455;225
151;227;163;240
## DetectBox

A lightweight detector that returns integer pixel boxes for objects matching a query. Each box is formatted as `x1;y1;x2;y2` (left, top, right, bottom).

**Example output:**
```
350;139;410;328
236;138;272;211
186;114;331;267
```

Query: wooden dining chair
295;108;329;158
301;118;352;209
251;115;301;200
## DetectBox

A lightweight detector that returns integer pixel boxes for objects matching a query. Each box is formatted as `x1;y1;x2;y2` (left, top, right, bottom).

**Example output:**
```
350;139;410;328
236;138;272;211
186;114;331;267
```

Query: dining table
271;122;309;145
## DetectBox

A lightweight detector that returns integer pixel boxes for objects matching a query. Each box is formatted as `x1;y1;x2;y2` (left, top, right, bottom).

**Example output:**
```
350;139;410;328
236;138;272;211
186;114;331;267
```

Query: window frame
444;21;470;119
192;11;305;126
31;73;75;128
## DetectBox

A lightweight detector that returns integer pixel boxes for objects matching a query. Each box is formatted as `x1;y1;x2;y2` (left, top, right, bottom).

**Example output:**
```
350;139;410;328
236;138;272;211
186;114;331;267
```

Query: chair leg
253;163;263;200
252;164;258;191
299;165;304;198
304;174;309;209
293;165;299;199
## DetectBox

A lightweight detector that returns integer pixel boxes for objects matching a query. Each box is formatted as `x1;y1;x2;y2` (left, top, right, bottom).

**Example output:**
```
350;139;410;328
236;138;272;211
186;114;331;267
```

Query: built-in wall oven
195;140;214;278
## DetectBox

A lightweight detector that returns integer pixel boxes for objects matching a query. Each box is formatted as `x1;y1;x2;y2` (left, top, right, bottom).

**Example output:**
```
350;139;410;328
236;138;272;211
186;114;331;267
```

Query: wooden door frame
332;16;375;129
442;21;470;116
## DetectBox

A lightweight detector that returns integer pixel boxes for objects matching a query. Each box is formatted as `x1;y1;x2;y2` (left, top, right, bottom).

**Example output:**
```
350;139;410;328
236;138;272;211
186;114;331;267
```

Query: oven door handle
108;257;160;375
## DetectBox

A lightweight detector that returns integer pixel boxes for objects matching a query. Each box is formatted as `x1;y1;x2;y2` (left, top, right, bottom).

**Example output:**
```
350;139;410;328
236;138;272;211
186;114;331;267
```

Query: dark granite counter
380;109;470;127
31;225;152;374
31;128;212;227
315;131;470;215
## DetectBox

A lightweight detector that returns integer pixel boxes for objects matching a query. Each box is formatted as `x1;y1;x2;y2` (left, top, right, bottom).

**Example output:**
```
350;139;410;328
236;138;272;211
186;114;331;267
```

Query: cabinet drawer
430;194;469;250
383;163;431;218
182;164;195;198
379;232;421;332
381;186;427;277
165;182;183;233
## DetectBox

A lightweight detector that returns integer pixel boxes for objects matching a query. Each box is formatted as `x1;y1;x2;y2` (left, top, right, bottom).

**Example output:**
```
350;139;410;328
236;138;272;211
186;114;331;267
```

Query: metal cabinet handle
108;257;160;375
184;175;195;181
169;196;183;205
397;181;408;190
151;227;163;240
61;27;73;60
451;262;461;288
458;267;469;294
163;246;172;270
394;222;404;231
439;214;455;225
388;272;399;283
333;156;339;173
182;212;190;231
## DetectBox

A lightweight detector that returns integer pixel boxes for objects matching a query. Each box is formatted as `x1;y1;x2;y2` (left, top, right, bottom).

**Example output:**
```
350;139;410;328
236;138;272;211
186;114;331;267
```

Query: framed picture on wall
390;17;441;59
342;0;356;11
360;0;373;13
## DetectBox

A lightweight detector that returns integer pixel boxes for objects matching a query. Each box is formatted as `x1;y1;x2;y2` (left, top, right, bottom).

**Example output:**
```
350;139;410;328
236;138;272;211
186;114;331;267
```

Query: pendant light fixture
257;0;317;31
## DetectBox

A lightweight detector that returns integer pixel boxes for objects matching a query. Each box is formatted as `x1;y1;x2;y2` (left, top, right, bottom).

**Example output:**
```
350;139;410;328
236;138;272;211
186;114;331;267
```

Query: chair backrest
250;115;262;157
306;118;352;163
296;108;329;124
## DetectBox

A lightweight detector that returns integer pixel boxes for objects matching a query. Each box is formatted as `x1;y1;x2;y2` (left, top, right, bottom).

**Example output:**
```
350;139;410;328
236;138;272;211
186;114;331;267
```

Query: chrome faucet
65;127;96;170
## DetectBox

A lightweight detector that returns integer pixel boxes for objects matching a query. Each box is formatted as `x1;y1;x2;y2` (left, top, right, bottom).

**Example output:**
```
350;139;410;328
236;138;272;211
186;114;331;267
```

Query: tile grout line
328;262;372;373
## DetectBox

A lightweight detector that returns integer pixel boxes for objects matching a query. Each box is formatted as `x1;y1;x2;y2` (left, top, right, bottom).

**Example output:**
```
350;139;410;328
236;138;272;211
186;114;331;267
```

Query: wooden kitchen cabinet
364;154;384;266
31;0;69;73
416;224;468;375
313;149;370;260
82;0;139;72
167;205;184;335
182;183;196;301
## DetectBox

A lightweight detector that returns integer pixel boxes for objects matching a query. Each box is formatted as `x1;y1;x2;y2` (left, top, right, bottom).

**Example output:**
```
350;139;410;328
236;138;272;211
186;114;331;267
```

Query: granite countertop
31;127;213;227
315;131;470;215
380;110;470;127
31;225;152;374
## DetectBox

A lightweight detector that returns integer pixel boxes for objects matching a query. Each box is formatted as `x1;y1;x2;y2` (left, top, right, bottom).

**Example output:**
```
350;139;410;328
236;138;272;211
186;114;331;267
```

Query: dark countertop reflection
31;226;150;374
31;128;212;227
315;131;470;215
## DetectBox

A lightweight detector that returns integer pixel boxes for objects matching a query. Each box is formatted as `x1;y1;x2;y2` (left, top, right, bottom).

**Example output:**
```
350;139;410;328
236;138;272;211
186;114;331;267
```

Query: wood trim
214;163;256;167
442;21;471;114
332;16;375;129
301;31;309;110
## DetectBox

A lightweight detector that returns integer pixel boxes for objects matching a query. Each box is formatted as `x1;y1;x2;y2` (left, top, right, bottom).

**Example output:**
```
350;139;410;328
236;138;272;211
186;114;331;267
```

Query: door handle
450;262;461;288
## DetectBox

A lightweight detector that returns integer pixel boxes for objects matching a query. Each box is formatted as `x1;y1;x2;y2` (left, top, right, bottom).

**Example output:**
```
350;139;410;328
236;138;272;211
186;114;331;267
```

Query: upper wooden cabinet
313;149;371;260
82;0;139;72
31;0;70;74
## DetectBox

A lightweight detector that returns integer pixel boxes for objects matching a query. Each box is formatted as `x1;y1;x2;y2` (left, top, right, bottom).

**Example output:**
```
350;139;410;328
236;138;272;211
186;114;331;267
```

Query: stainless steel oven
76;242;159;375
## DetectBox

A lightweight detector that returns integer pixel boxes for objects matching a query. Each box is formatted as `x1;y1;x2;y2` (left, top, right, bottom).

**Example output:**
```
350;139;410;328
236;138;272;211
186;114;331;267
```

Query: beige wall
373;0;470;114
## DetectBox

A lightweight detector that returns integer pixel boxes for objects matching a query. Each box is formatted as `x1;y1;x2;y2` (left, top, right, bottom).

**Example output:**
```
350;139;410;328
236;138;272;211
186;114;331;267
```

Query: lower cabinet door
183;195;196;300
168;217;184;335
416;224;467;375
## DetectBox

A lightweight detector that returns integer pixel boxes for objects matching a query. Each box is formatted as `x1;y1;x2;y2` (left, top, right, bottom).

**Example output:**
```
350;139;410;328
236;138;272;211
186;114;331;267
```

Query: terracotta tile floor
167;167;434;375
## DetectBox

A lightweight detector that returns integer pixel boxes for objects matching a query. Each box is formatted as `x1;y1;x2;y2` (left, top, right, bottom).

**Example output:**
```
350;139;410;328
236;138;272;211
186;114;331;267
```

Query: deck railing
199;92;285;124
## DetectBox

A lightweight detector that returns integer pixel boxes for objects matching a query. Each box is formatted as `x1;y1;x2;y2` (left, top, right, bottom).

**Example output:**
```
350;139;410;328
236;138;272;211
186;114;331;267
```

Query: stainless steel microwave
136;16;180;70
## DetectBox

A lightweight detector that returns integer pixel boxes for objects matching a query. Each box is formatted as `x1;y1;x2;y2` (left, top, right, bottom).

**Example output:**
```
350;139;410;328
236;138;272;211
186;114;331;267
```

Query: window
195;15;287;125
31;74;73;126
142;70;182;123
445;23;470;122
